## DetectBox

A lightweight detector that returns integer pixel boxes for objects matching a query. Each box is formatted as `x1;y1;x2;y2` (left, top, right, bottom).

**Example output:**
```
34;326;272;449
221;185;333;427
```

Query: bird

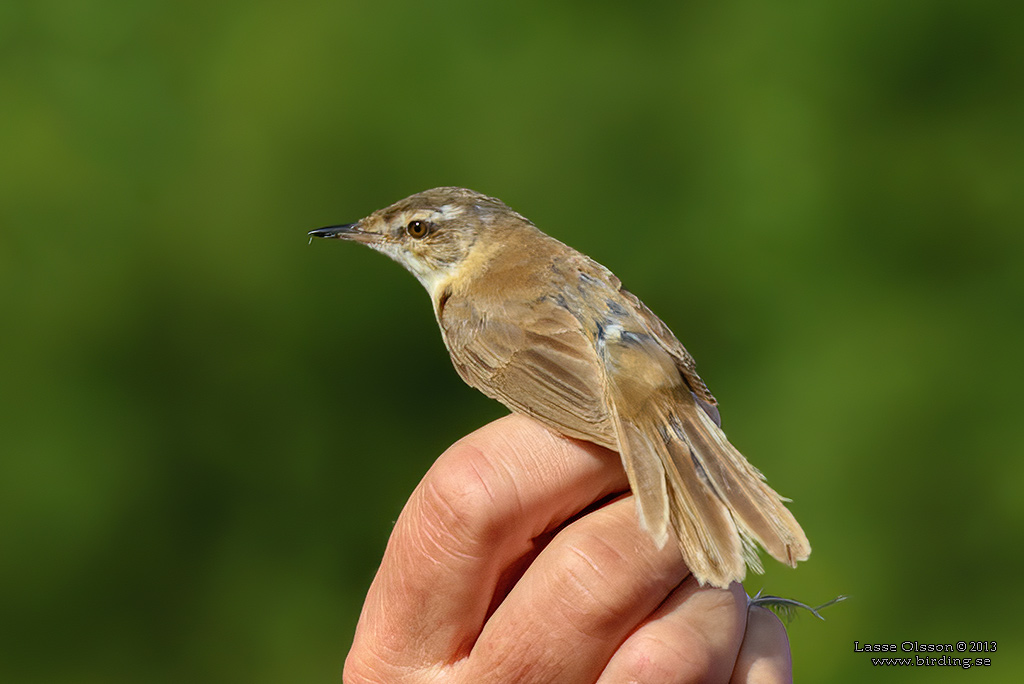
309;186;810;588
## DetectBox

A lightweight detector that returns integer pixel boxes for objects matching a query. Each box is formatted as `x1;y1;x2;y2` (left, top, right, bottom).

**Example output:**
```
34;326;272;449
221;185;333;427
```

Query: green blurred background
2;0;1022;681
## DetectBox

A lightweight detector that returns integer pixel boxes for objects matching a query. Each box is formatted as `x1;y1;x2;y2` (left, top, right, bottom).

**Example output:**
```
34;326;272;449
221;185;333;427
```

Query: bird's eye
406;220;431;238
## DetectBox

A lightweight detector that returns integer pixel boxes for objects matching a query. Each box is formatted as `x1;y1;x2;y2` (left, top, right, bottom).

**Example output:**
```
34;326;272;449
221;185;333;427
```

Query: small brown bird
310;187;810;588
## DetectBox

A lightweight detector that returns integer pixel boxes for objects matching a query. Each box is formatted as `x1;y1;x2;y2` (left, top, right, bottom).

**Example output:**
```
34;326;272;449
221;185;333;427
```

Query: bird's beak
308;222;381;244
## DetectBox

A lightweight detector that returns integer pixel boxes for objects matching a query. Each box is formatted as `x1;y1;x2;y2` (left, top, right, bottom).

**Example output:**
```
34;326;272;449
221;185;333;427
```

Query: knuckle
342;645;401;684
410;440;517;553
544;528;630;627
614;632;714;684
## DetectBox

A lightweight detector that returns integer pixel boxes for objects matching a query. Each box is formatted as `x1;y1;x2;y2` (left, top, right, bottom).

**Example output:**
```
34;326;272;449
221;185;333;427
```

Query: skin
343;414;793;683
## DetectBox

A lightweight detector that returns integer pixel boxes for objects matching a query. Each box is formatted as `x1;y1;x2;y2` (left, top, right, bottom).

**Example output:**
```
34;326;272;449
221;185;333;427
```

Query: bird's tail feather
612;389;810;588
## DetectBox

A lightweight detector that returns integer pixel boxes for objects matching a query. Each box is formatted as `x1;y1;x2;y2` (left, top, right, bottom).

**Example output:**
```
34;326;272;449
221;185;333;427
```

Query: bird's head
309;186;533;298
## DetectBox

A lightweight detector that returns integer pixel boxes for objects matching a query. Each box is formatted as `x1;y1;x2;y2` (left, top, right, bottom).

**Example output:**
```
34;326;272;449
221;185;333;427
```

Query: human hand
344;414;793;683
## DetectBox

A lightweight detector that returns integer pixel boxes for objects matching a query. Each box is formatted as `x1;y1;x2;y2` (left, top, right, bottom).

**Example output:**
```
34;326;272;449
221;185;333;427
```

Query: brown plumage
310;187;810;588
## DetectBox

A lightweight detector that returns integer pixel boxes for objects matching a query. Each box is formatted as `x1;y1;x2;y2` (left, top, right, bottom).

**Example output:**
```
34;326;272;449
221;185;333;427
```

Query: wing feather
617;286;718;408
439;293;617;449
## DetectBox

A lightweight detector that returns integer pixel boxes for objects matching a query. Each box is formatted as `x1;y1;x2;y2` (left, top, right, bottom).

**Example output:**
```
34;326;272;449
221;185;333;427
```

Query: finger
730;606;793;683
349;414;627;674
462;496;692;683
597;579;747;684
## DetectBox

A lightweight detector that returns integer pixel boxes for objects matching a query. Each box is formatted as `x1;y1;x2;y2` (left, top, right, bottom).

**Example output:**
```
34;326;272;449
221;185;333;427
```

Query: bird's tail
612;389;810;588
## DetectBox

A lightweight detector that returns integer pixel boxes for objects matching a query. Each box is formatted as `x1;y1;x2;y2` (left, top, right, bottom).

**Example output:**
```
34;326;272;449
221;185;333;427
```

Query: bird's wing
560;255;719;417
616;284;719;409
439;292;618;450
